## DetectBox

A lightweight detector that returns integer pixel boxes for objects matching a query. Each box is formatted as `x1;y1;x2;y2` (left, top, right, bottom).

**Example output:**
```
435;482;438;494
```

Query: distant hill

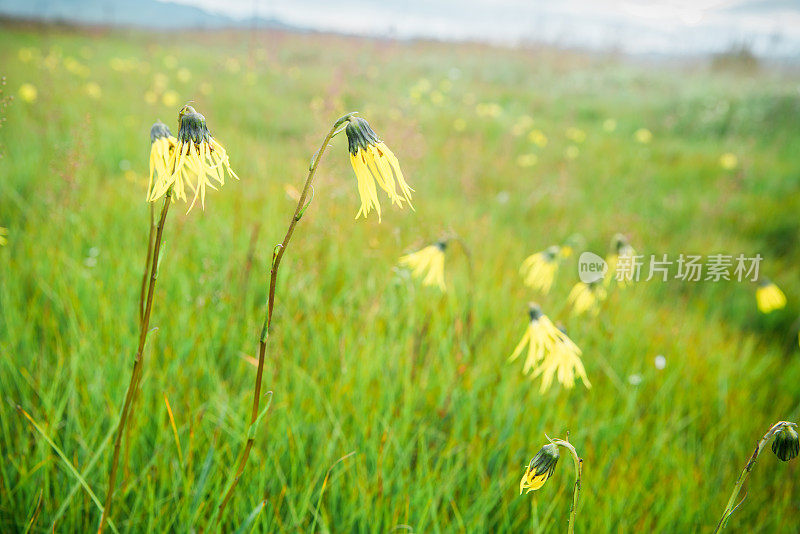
0;0;293;29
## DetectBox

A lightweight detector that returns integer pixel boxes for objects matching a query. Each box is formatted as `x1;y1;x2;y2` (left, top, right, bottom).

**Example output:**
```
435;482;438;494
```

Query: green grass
1;22;800;532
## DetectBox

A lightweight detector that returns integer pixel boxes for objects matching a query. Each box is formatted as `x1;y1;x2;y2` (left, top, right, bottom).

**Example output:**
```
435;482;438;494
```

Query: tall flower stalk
100;107;237;533
216;112;412;523
714;420;798;533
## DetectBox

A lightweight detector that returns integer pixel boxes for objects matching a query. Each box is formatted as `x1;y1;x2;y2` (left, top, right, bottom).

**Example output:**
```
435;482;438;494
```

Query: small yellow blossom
163;55;178;69
453;118;466;132
147;121;177;200
565;145;579;159
756;279;786;314
565;127;586;143
162;90;179;107
144;91;158;104
528;129;548;147
85;82;102;99
0;227;8;246
719;152;738;170
634;128;653;144
149;105;239;212
345;116;413;221
568;281;606;316
19;83;38;103
520;443;559;494
18;48;36;62
399;241;447;291
606;234;636;288
602;118;617;132
509;304;591;392
520;246;562;294
177;68;191;83
516;154;538;168
475;102;502;118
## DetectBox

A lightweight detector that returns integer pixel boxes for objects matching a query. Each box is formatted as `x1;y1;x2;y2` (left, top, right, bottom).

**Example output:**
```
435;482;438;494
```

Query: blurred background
1;1;799;532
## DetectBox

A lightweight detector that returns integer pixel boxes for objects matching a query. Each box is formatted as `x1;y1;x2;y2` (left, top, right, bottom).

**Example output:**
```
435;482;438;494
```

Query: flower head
147;120;176;200
399;241;446;291
520;245;563;294
756;279;786;314
568;281;607;316
149;105;239;212
509;304;591;392
520;443;559;494
605;234;636;288
345;116;413;221
771;423;799;462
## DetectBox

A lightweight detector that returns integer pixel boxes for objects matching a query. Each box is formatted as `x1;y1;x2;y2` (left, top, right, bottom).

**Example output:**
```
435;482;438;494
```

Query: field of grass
1;21;800;533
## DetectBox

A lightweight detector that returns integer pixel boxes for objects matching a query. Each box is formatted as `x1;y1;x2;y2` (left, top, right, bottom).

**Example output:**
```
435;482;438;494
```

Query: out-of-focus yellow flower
756;279;786;314
430;91;444;104
527;129;548;147
602;118;617;132
149;105;239;211
509;304;591;392
438;79;452;92
399;241;447;291
18;47;36;62
453;118;466;132
0;227;8;246
634;128;652;144
162;90;179;107
606;234;636;288
520;443;559;494
512;115;534;136
345;116;413;221
475;102;502;117
719;152;738;170
65;57;89;77
148;121;177;200
163;55;178;69
566;127;586;143
520;246;562;294
516;154;538;168
568;281;606;316
153;73;169;91
144;91;158;104
565;145;579;159
177;68;191;83
18;83;37;103
199;82;212;95
85;82;102;99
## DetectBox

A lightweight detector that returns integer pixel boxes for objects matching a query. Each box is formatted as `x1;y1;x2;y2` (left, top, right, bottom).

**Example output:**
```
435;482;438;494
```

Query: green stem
213;112;357;526
98;189;172;533
547;435;582;534
713;421;792;533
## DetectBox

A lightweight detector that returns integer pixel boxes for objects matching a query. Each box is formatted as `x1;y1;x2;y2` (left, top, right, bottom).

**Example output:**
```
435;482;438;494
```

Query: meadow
1;21;799;532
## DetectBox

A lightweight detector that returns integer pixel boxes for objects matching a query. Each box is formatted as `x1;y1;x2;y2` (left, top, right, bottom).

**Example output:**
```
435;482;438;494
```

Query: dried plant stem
547;435;582;534
214;112;356;525
98;189;173;534
713;421;792;533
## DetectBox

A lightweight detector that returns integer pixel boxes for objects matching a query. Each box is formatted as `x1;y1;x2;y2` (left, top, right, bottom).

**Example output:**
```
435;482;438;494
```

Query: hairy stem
713;421;792;533
99;189;172;533
214;112;357;525
548;436;582;534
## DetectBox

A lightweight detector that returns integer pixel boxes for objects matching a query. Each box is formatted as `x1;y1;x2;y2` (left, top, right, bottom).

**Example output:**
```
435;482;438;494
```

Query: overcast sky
160;0;799;56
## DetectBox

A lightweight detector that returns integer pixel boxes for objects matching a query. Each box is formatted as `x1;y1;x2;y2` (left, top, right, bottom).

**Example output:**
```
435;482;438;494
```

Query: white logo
578;252;607;283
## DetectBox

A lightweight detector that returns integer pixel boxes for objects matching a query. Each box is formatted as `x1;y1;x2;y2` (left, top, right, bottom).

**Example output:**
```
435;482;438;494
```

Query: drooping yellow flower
605;234;636;288
568;281;607;316
509;304;591;392
147;121;177;200
399;241;446;291
756;279;786;314
0;227;8;246
149;105;239;211
345;116;413;221
520;246;562;294
520;443;559;494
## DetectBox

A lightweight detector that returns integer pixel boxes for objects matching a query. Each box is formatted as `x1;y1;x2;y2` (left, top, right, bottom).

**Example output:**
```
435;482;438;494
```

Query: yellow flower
565;127;586;143
345;116;413;221
528;129;548;147
520;246;562;294
453;118;466;132
565;145;579;159
756;279;786;314
177;68;191;83
18;83;37;103
149;105;239;211
516;154;538;168
520;443;559;494
148;121;177;200
85;82;101;99
399;242;446;291
719;152;738;170
634;128;653;144
602;118;617;132
568;281;606;316
0;227;8;246
605;234;636;288
509;304;591;392
162;90;179;107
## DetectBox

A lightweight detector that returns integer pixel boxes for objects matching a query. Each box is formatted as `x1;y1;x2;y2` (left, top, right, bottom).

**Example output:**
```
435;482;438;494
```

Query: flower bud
772;424;799;462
